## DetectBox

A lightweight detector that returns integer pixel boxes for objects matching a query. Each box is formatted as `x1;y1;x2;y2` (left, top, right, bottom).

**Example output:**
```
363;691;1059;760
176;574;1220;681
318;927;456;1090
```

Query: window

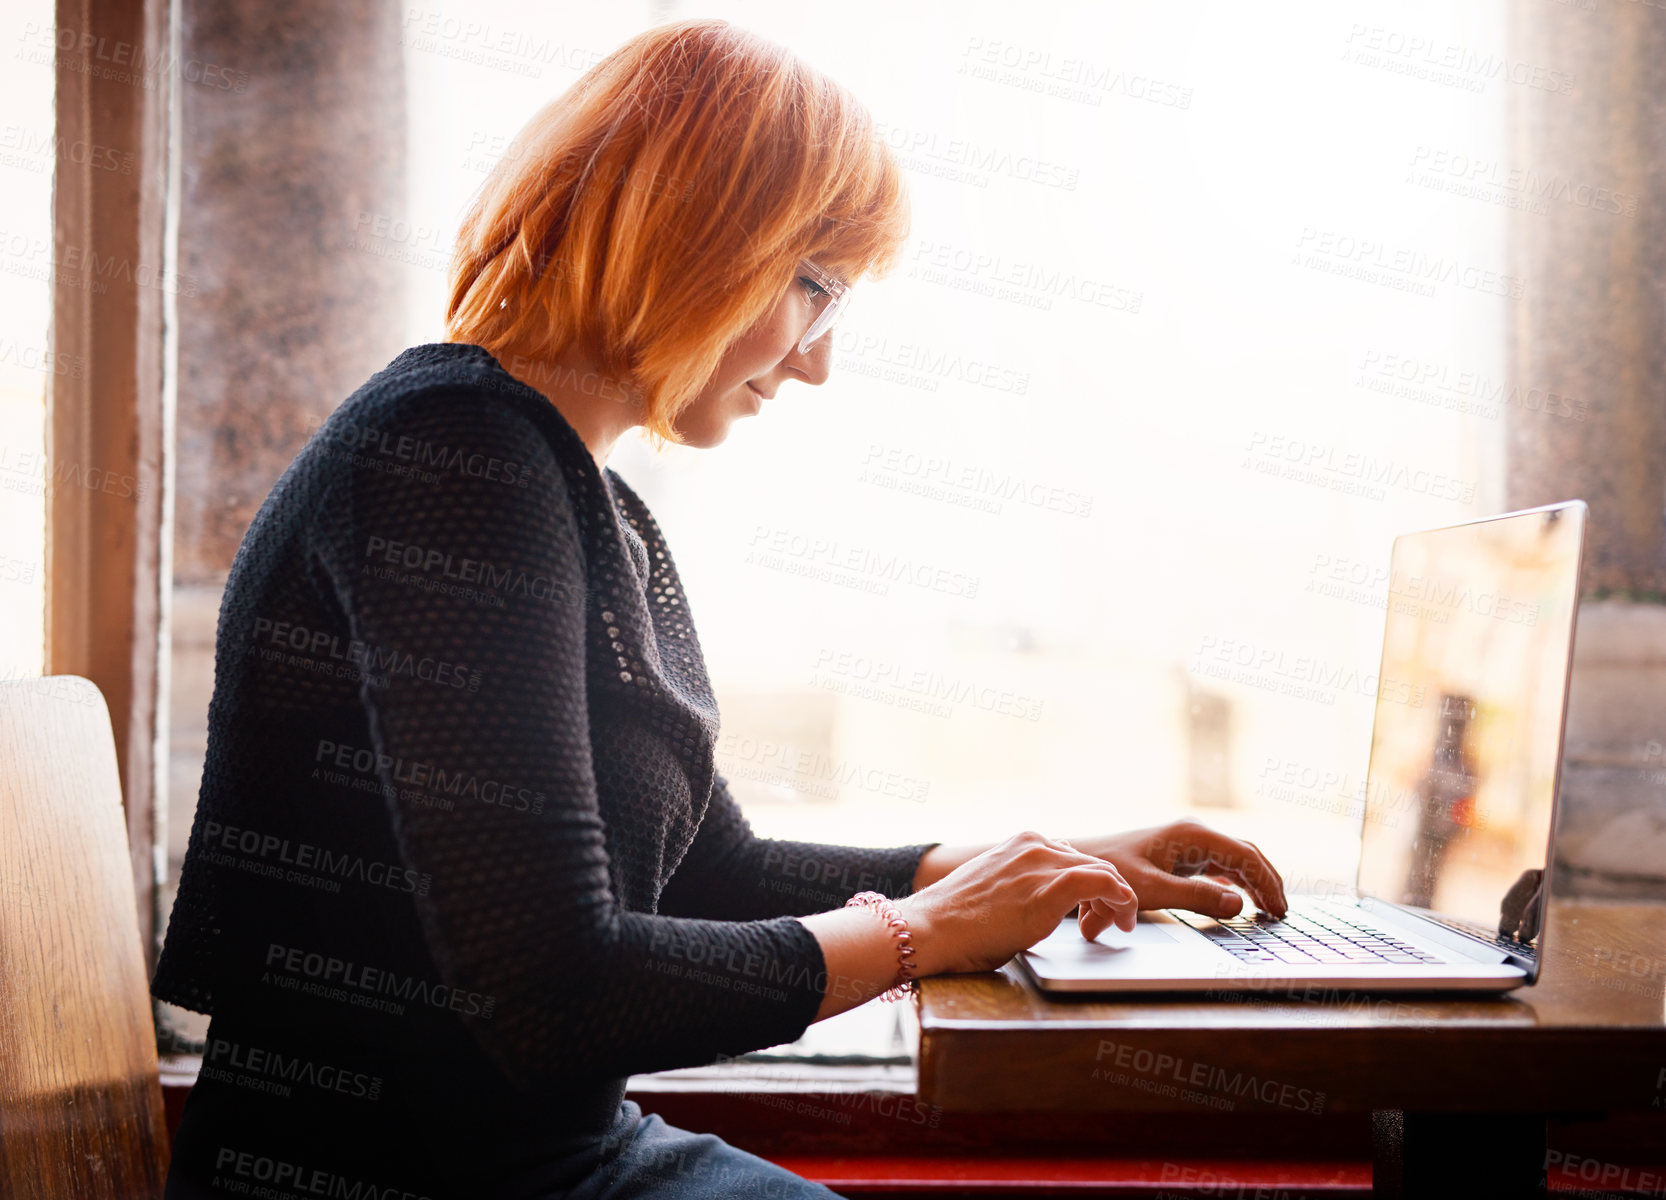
0;0;53;688
149;0;1518;1065
395;0;1515;1061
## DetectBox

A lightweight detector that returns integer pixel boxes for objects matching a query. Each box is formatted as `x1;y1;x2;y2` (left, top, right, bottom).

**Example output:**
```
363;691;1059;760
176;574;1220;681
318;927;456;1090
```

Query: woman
154;18;1286;1199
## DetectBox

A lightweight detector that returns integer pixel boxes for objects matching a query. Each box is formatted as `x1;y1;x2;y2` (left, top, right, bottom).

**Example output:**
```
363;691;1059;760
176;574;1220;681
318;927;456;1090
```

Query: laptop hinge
1357;896;1532;971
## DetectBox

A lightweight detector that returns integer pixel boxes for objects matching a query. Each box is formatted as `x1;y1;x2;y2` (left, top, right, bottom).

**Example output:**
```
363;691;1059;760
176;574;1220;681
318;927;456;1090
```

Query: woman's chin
668;412;736;449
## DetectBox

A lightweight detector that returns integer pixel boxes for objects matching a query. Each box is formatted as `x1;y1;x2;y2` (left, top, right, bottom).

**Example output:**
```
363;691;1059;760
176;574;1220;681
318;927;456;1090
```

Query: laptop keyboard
1168;905;1448;966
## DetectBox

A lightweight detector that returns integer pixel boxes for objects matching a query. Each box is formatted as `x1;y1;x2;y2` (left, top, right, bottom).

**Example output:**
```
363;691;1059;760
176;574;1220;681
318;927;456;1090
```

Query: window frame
47;0;176;976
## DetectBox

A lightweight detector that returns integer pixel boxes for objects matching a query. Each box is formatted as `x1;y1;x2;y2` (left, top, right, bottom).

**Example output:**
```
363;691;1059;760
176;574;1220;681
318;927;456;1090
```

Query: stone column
1506;2;1666;899
173;0;409;578
162;0;408;1047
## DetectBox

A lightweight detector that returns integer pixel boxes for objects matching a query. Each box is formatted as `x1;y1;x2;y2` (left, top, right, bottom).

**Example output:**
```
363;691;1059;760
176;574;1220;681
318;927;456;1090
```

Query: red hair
443;18;911;449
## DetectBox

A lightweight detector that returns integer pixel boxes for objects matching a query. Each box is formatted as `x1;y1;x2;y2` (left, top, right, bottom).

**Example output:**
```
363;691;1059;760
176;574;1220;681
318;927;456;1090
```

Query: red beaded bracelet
845;889;917;1002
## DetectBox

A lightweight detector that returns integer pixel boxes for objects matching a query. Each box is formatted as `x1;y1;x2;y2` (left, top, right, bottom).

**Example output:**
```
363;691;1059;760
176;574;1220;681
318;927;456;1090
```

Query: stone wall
1507;1;1666;899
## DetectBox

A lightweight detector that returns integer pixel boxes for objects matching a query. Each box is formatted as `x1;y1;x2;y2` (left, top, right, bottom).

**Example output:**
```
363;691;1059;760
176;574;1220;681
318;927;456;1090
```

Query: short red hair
443;18;911;448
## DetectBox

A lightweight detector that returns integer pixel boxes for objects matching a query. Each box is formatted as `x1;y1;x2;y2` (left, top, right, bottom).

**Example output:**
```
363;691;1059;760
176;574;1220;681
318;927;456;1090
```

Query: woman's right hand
895;830;1138;976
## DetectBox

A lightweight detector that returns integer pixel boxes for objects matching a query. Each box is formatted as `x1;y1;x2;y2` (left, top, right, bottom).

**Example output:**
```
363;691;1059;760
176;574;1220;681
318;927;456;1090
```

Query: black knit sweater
152;341;937;1189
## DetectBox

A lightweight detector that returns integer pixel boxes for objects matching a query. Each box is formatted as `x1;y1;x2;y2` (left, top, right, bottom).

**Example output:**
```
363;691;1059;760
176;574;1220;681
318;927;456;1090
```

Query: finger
1130;870;1245;920
1078;897;1108;941
1226;860;1286;906
1043;842;1144;931
1199;862;1279;915
1168;828;1287;916
1223;838;1287;914
1215;857;1284;917
1084;891;1139;935
1062;860;1135;904
1149;844;1256;909
1219;835;1286;915
1052;864;1138;933
1079;897;1127;942
1078;894;1133;939
1040;837;1127;879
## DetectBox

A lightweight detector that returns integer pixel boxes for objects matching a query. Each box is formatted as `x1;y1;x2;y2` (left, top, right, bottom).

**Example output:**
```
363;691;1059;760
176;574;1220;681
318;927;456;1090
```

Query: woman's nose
787;332;834;386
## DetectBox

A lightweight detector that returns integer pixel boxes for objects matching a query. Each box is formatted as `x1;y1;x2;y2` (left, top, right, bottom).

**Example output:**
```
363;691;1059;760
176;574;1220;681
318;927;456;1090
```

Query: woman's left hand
1061;818;1287;941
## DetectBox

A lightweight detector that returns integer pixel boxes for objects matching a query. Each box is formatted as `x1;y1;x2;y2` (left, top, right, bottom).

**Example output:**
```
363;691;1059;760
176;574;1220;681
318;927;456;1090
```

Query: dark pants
166;1081;846;1200
166;981;849;1200
557;1100;847;1200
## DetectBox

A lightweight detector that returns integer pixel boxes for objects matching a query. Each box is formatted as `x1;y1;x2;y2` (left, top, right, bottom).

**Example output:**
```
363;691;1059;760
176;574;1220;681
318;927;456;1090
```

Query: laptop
1017;500;1587;995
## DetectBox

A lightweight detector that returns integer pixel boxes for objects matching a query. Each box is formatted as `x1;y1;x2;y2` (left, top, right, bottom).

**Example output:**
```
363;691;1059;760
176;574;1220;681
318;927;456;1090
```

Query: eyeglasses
795;258;851;356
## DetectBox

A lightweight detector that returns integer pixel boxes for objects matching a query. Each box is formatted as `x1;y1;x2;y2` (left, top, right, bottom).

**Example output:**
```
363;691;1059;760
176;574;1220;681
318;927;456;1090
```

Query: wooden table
911;899;1666;1197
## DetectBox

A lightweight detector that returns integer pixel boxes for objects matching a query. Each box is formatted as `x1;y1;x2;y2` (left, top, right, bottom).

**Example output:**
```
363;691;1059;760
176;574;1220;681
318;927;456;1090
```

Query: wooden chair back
0;676;170;1197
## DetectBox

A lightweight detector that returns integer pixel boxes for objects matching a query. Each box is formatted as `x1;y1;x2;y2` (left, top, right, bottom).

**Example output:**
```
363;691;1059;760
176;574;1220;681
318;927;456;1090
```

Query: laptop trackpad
1055;912;1188;951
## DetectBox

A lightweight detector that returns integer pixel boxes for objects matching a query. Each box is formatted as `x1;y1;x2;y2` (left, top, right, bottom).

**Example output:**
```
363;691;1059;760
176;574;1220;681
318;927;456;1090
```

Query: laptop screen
1354;502;1585;949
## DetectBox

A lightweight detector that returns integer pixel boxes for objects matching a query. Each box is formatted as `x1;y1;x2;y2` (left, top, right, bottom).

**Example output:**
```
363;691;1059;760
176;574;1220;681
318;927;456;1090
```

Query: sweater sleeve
309;387;833;1092
659;770;941;921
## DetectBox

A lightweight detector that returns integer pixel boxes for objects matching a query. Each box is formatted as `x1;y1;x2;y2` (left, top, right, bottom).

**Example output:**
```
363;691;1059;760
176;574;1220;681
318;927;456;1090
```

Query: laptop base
1015;907;1528;995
